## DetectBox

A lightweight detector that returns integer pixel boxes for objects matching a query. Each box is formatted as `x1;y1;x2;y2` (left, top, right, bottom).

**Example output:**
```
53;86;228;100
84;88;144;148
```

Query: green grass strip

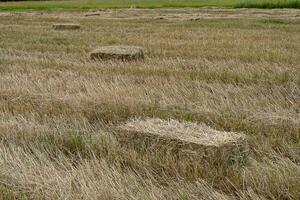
235;0;300;8
0;0;235;11
0;0;299;12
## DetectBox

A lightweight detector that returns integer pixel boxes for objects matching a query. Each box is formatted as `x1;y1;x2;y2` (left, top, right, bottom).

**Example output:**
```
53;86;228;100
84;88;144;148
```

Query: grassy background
0;0;299;11
236;0;300;8
0;8;299;199
0;0;234;11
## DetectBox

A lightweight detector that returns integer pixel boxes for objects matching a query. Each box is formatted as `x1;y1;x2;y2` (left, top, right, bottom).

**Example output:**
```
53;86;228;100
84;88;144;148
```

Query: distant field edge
0;1;299;11
0;0;233;12
235;0;300;9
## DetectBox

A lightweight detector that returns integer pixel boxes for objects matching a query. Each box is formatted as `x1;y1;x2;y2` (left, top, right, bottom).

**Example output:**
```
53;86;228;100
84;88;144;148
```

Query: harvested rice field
0;7;299;200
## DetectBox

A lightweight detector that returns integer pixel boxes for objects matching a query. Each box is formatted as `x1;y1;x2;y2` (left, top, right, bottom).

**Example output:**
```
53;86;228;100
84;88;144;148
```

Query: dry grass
0;8;299;199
